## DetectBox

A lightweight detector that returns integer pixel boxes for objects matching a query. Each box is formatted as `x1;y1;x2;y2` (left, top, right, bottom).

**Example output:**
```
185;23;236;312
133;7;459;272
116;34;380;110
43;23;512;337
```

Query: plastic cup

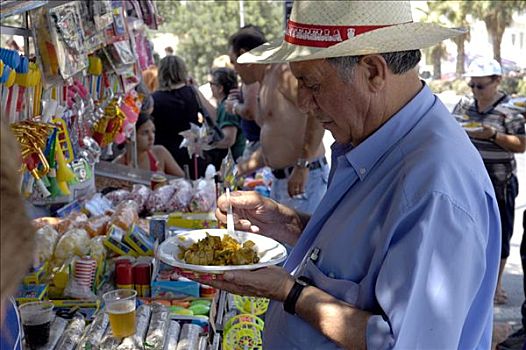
18;301;54;349
102;289;137;338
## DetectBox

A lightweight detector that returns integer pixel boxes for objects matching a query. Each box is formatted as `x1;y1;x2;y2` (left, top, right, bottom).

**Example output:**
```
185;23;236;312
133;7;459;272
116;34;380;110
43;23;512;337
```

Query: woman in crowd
115;113;184;177
206;67;246;169
151;55;213;179
1;122;35;350
453;57;526;305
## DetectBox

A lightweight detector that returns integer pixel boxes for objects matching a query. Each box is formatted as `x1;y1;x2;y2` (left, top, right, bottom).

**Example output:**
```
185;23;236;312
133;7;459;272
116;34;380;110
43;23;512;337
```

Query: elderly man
227;26;328;215
202;2;500;349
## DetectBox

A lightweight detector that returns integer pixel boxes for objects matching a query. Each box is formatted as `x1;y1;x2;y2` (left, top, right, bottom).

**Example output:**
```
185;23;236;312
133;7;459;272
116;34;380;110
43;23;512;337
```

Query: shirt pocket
301;259;360;306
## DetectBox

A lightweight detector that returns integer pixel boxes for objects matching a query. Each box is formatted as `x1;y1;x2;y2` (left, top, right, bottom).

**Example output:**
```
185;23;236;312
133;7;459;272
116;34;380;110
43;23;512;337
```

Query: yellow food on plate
178;233;260;266
514;101;526;107
462;122;481;128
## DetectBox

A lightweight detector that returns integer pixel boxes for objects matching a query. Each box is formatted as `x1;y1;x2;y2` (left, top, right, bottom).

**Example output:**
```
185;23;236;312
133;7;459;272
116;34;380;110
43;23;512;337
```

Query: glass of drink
18;301;54;349
103;289;137;338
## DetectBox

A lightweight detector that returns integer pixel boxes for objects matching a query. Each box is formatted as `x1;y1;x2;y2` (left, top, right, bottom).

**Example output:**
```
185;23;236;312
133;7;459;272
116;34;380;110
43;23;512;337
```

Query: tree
153;0;283;84
471;0;526;63
424;1;472;78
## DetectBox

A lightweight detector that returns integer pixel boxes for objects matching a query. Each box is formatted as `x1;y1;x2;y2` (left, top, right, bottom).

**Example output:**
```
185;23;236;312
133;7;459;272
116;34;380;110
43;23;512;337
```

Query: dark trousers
521;209;525;328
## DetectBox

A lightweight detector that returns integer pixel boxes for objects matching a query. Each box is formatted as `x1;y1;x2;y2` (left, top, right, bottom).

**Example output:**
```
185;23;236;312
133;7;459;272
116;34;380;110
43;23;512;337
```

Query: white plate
503;97;526;113
157;229;288;273
460;121;483;132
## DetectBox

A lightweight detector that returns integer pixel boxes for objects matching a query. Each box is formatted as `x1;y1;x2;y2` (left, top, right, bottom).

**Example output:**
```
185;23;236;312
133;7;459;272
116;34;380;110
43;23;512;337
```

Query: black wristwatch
283;276;312;315
489;130;498;142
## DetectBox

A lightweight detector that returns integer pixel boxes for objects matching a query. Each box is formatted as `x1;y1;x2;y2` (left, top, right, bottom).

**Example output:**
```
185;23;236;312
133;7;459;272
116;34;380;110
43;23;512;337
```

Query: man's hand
288;167;309;197
466;124;496;140
216;191;304;245
225;88;242;114
194;266;294;302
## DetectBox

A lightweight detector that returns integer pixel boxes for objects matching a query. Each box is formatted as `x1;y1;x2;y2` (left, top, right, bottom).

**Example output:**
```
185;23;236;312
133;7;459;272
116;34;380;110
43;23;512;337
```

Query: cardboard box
23;261;48;285
124;224;155;256
104;225;138;257
151;261;200;299
167;212;218;230
16;284;48;304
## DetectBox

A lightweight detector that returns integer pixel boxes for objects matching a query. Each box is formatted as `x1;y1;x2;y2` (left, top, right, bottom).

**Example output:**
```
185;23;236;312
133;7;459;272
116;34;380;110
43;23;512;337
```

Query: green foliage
154;0;284;84
470;0;526;62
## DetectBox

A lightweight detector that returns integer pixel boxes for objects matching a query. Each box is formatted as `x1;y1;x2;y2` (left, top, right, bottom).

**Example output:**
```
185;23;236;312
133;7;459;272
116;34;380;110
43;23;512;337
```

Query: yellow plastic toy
223;322;263;350
233;295;269;316
5;69;16;87
52;117;75;163
224;314;264;335
88;55;102;76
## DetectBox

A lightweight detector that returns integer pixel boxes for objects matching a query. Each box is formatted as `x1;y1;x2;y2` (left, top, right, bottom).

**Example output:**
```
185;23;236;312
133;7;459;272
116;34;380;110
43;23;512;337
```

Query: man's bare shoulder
263;64;298;105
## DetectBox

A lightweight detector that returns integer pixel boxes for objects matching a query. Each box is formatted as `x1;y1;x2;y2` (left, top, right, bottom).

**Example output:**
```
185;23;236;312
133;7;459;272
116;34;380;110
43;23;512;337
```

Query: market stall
1;1;275;349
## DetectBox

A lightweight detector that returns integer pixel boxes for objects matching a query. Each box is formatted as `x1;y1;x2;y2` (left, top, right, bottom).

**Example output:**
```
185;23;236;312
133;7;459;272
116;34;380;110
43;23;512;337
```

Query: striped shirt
453;93;525;178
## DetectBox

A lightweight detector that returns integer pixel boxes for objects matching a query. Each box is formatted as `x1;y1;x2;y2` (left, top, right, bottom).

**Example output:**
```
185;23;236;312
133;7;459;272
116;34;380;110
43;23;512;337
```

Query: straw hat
238;1;466;64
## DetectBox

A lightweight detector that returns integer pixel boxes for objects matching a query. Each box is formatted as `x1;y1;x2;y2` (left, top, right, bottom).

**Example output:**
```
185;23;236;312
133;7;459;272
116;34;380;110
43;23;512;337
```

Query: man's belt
271;157;328;180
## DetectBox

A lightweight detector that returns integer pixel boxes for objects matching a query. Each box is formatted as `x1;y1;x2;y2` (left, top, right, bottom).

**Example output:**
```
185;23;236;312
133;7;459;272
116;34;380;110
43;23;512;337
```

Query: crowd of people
1;0;526;349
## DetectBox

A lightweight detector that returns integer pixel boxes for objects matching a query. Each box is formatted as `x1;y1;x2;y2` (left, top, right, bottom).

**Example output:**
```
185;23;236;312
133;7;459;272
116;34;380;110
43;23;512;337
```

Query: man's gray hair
158;55;188;90
327;49;421;80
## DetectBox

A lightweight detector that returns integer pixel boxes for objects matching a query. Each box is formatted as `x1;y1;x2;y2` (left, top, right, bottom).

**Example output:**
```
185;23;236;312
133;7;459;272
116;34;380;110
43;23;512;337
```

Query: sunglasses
468;80;495;90
208;81;219;86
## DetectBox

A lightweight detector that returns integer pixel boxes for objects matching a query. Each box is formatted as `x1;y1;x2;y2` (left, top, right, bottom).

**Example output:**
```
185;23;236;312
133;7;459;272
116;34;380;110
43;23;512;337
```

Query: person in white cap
453;57;526;306
202;2;500;349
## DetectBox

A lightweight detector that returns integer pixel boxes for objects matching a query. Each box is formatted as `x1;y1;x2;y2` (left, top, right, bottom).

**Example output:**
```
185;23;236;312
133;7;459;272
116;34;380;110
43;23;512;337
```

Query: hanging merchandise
92;97;126;148
10;120;56;198
47;2;89;80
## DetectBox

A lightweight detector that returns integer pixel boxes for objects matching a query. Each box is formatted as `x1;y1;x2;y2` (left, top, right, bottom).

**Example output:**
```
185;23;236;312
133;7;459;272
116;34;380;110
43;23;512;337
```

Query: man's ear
359;55;388;92
239;48;247;55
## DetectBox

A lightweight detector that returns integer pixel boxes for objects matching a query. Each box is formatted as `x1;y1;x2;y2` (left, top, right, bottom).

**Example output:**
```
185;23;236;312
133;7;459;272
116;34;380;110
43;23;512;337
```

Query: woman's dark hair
136;113;153;130
158;55;188;90
211;67;238;96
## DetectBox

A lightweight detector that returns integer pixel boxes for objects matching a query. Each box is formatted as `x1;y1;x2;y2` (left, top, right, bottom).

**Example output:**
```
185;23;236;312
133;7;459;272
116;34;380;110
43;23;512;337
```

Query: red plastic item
115;262;133;288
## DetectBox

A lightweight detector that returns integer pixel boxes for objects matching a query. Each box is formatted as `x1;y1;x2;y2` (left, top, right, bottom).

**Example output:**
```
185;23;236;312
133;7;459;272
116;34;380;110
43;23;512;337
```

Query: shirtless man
227;27;327;214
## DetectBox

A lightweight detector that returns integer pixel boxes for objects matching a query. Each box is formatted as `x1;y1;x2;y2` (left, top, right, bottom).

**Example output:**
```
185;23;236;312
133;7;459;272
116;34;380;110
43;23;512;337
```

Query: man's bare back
256;64;325;170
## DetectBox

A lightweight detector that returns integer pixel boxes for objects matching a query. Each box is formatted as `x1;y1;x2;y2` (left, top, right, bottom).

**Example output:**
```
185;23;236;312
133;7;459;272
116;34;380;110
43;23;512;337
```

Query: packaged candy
144;304;170;350
105;189;131;206
146;184;177;213
77;311;109;349
34;225;59;264
166;178;193;212
190;178;216;212
84;215;111;237
128;184;152;213
54;314;86;350
54;228;90;265
117;304;152;350
56;212;89;234
110;200;139;231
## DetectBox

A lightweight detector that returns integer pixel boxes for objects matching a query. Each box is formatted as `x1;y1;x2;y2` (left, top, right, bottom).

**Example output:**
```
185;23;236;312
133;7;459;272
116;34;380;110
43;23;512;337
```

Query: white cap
464;57;502;77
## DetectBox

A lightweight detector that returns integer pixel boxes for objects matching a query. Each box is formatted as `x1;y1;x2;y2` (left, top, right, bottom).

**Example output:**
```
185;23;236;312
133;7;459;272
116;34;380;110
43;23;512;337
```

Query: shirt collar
333;83;436;181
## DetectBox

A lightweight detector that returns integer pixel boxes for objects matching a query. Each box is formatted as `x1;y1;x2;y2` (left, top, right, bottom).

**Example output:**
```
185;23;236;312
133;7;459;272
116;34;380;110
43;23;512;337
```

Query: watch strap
489;130;498;142
283;276;312;315
296;158;309;168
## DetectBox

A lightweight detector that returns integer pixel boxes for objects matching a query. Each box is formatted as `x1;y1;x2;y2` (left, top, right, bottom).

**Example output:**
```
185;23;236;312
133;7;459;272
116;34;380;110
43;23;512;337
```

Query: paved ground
322;90;525;346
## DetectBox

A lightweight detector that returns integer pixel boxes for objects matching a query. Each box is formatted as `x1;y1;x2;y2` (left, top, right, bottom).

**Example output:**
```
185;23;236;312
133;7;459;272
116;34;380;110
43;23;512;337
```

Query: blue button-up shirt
263;85;501;349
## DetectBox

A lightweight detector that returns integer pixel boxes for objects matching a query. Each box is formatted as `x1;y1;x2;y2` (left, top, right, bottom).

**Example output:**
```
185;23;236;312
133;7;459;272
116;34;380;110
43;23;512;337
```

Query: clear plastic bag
190;178;216;212
110;200;139;231
166;179;193;212
54;228;91;265
146;185;177;213
34;225;59;264
128;184;152;213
